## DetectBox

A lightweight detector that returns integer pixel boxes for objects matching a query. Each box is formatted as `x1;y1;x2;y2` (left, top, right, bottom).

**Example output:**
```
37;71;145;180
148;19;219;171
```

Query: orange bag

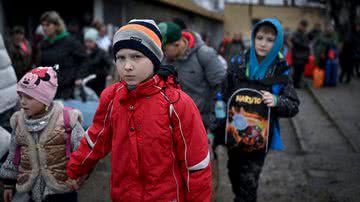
312;67;324;88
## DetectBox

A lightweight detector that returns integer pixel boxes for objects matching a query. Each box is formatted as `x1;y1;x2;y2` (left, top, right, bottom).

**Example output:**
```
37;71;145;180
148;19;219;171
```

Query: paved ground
78;156;111;202
216;76;360;202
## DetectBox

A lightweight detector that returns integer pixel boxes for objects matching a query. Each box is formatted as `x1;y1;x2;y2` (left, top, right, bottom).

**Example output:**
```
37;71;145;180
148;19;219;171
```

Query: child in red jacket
66;19;212;202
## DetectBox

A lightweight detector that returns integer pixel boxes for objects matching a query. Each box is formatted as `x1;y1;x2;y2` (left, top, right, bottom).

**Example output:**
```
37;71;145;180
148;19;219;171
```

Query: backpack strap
63;106;72;159
13;145;21;166
195;45;207;73
13;119;21;166
169;103;174;119
159;89;175;130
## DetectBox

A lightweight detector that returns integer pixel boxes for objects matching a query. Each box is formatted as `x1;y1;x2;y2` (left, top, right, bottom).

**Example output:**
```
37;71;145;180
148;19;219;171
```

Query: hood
249;18;284;80
182;31;205;56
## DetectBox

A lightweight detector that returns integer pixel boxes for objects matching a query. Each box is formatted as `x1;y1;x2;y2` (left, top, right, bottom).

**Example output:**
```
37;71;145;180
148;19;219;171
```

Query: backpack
13;107;73;166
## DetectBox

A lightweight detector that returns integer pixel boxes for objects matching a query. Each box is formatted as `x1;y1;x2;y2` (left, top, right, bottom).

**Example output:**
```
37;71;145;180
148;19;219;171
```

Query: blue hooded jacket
249;18;286;150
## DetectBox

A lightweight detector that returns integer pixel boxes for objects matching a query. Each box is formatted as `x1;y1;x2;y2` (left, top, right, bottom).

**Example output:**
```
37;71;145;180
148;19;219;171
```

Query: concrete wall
103;0;224;48
224;3;326;38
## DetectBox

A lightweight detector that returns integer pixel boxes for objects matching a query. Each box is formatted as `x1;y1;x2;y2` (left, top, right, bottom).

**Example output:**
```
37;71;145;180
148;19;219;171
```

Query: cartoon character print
227;106;267;152
20;67;54;89
240;125;264;149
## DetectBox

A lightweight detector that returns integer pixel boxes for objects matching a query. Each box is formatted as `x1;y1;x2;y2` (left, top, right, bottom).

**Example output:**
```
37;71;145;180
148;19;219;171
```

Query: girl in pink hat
0;66;85;202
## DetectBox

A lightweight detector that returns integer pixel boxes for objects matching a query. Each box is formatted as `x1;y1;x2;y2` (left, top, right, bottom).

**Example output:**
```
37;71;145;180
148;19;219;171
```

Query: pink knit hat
17;66;58;106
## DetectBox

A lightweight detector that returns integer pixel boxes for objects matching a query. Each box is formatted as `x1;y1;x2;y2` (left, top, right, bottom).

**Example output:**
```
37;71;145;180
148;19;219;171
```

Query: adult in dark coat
83;28;113;96
339;22;360;83
353;22;360;77
291;20;310;88
37;11;87;99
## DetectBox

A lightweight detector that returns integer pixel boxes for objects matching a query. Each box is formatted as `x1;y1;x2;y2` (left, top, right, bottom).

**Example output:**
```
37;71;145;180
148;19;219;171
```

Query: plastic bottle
214;92;226;119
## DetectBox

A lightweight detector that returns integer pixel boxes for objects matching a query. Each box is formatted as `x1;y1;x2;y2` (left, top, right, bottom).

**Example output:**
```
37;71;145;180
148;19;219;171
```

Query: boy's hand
76;175;89;187
64;175;89;191
3;189;13;202
261;90;277;107
64;178;81;191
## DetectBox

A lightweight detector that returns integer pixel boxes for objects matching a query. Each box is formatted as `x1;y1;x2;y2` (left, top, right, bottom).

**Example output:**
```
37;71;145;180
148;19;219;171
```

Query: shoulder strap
13;145;21;166
63;107;72;159
169;103;174;119
13;119;21;166
195;45;207;72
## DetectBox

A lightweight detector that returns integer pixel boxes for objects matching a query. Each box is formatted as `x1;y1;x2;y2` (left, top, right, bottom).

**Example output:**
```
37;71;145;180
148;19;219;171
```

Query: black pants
292;63;305;88
45;192;78;202
227;148;266;202
29;192;78;202
339;61;353;83
355;62;360;77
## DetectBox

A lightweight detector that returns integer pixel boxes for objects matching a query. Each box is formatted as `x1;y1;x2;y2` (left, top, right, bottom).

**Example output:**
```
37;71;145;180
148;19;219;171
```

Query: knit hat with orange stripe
112;19;163;69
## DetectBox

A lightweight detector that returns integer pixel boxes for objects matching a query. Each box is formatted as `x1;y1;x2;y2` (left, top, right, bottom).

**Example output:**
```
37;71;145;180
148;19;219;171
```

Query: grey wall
103;0;224;48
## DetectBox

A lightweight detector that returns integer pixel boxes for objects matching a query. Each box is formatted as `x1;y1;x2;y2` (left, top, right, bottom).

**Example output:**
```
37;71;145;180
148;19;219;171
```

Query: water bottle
214;92;226;119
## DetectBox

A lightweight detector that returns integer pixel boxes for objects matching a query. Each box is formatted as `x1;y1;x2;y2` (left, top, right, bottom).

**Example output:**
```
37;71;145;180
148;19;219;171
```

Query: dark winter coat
84;47;113;96
39;33;87;99
291;29;310;66
223;51;299;150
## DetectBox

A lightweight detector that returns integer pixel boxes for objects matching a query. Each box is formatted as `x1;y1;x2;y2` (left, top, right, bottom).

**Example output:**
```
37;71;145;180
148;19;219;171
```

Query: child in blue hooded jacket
222;18;299;202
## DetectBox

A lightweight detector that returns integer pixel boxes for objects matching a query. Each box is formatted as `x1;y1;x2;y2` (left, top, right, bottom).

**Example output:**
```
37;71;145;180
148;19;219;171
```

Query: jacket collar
119;75;164;102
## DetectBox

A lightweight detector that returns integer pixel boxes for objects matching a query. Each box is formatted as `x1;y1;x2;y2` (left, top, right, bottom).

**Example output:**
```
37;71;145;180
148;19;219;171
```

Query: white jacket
0;34;18;114
0;126;10;160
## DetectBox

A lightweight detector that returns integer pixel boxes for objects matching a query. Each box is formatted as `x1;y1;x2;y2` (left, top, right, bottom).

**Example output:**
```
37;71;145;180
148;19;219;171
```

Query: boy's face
19;92;46;118
254;29;276;58
163;40;182;60
116;49;154;86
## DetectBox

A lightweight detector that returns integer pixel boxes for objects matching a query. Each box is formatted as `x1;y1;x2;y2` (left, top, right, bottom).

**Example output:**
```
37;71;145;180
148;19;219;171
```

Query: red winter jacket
67;75;212;202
